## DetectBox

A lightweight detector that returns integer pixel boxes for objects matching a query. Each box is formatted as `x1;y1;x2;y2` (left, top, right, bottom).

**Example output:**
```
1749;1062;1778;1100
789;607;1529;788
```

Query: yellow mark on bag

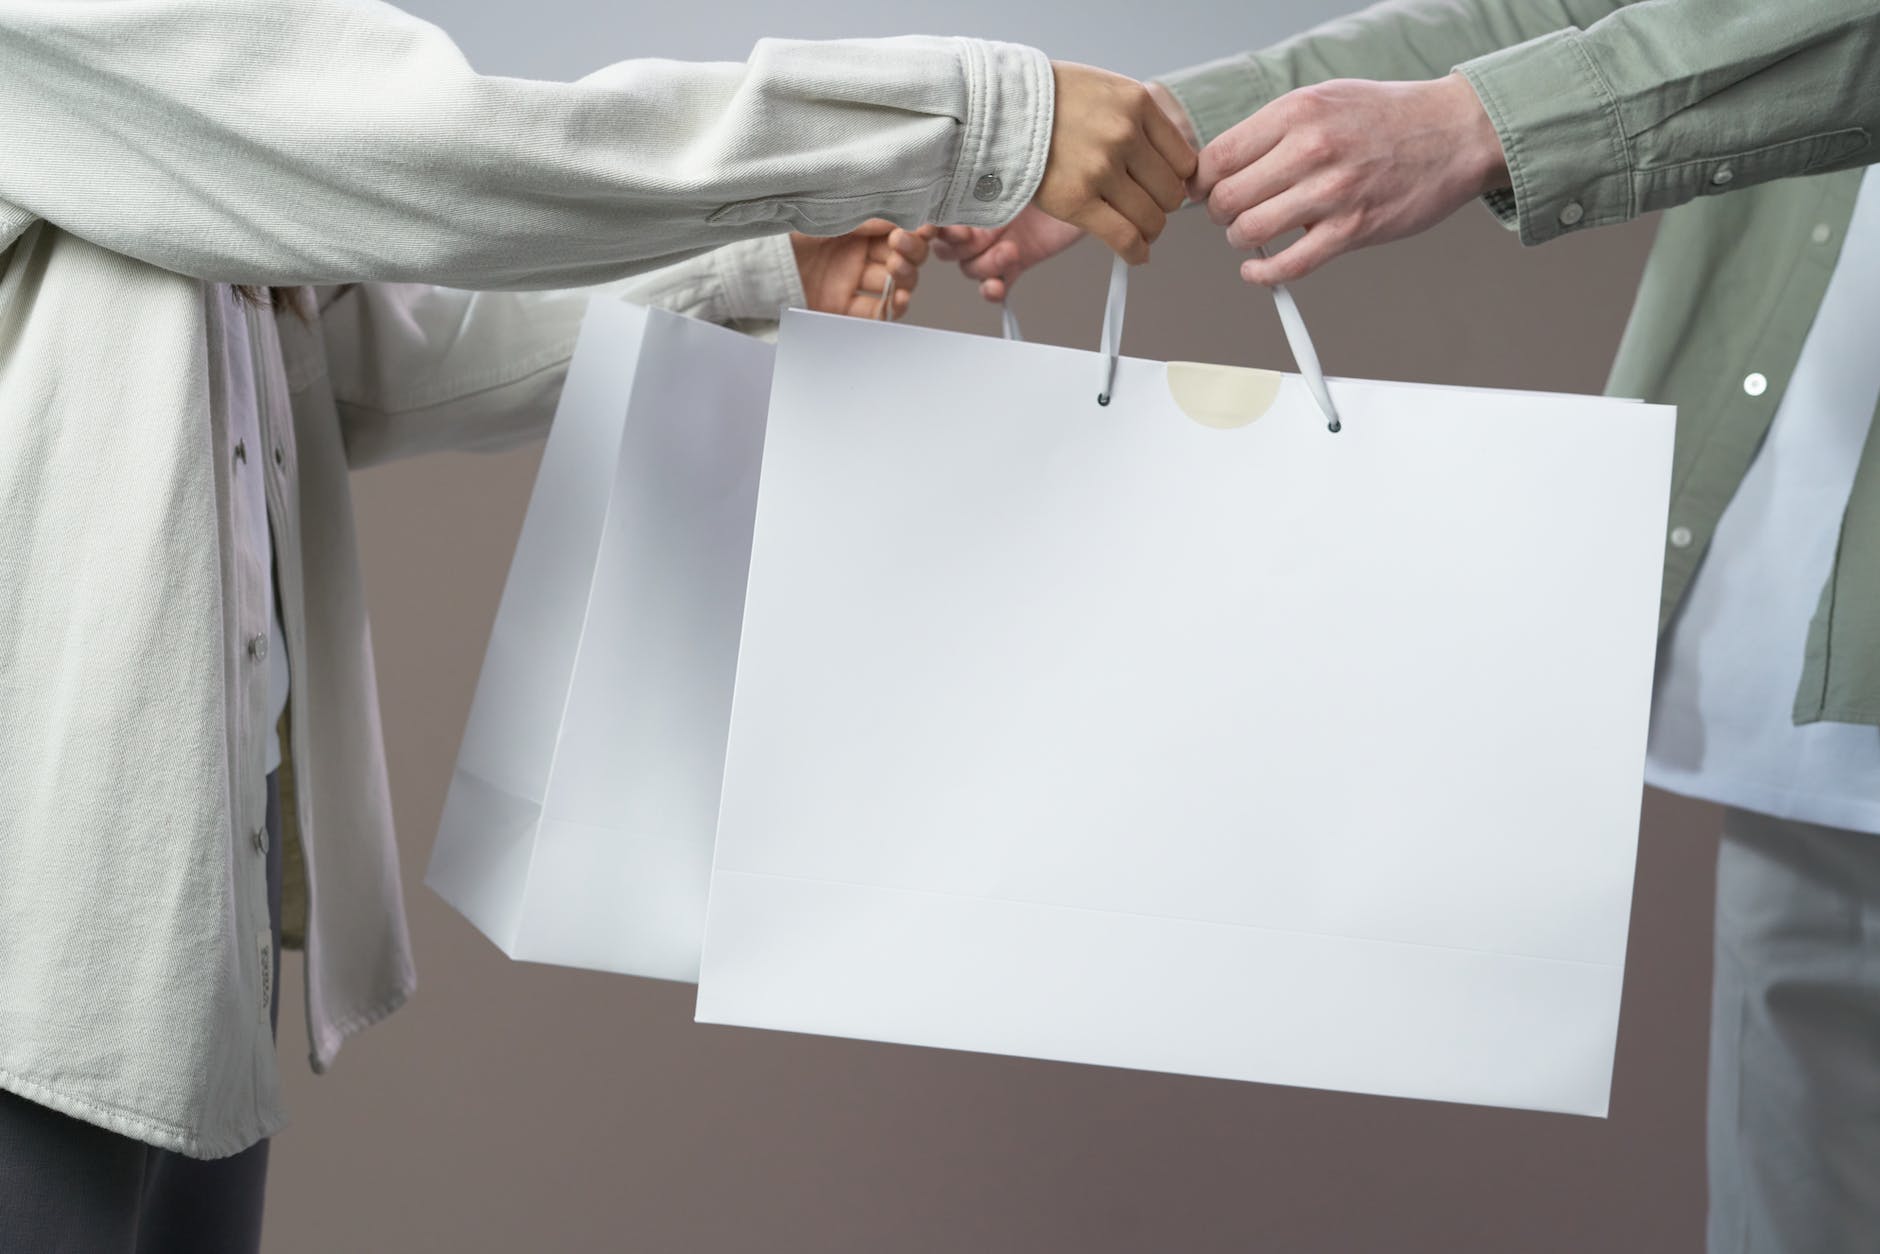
1165;362;1283;429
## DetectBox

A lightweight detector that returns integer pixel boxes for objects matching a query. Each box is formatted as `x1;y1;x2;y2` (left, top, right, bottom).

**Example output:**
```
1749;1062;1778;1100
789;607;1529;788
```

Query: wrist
1146;81;1198;150
1443;72;1510;196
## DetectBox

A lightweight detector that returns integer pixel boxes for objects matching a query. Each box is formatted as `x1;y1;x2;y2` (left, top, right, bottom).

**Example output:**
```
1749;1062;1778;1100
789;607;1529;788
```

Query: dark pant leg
0;1088;149;1254
134;770;285;1254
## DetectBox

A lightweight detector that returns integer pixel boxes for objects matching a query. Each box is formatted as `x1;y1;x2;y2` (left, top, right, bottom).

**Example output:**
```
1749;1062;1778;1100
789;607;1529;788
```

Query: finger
1075;201;1150;266
1140;98;1199;181
1192;101;1287;202
1099;173;1169;247
852;217;897;238
860;258;919;293
890;228;931;267
1223;185;1323;253
850;285;911;320
1127;143;1187;213
960;238;1024;283
845;290;894;319
1238;223;1347;285
1206;142;1311;228
979;276;1008;303
914;224;939;240
933;225;996;264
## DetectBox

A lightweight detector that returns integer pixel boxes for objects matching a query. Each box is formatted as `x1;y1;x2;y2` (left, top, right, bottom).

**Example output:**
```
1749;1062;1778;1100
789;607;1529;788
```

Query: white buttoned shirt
1647;170;1880;831
0;0;1050;1159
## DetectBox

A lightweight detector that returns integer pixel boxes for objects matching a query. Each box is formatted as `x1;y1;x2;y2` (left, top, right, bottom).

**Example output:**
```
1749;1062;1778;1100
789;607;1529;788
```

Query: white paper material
696;311;1675;1115
427;297;773;981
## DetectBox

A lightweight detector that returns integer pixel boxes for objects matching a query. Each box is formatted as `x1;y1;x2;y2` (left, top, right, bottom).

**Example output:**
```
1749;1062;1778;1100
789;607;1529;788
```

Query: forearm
1156;0;1624;145
0;0;1049;288
1159;0;1880;248
1457;0;1880;243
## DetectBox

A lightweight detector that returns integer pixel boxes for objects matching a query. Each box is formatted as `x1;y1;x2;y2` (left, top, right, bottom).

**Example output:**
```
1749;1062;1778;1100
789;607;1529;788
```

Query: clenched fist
1033;63;1198;265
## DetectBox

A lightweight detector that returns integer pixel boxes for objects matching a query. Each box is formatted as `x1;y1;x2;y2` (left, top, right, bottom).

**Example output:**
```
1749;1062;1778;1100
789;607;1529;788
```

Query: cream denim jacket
0;0;1050;1158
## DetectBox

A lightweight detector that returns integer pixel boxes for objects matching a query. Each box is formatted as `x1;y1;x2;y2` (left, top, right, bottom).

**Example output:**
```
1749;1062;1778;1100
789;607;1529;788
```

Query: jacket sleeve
1157;0;1878;245
0;0;1051;288
324;235;803;468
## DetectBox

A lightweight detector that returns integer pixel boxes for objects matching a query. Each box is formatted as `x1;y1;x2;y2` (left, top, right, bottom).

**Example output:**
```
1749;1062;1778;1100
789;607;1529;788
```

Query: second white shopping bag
695;261;1675;1115
427;297;771;981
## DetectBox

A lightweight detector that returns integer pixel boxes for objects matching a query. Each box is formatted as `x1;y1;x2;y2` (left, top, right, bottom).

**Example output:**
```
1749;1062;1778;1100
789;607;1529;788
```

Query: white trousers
1709;808;1880;1253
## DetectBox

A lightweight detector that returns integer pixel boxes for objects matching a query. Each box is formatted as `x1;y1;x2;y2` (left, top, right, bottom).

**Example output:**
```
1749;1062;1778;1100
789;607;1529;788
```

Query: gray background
264;4;1719;1250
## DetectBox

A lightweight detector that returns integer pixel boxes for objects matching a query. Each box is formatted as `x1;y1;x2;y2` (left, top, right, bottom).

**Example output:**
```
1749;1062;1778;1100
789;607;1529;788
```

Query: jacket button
253;825;270;855
1812;223;1833;245
274;446;285;467
1669;526;1694;549
1743;372;1767;397
973;173;1003;202
234;440;248;465
247;634;268;661
1711;167;1734;186
1557;201;1585;226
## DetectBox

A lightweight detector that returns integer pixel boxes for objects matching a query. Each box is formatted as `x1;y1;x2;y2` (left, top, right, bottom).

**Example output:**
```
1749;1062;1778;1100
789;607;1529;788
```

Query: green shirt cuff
1455;29;1633;246
1155;54;1280;147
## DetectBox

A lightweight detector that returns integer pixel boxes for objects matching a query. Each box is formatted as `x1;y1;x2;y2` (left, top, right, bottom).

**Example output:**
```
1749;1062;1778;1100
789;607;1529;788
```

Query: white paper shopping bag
427;297;772;981
696;261;1675;1115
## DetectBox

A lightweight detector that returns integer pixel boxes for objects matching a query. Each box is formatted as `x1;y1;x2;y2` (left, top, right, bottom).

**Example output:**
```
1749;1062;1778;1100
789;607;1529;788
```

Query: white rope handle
875;271;897;322
1255;246;1341;433
1095;254;1128;406
1089;254;1342;432
1001;299;1024;342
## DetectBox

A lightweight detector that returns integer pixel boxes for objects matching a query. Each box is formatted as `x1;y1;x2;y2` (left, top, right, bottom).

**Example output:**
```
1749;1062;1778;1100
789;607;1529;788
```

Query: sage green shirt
1159;0;1879;724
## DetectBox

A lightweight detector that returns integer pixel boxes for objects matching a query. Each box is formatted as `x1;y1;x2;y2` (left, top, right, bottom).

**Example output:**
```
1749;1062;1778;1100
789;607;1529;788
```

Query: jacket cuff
1156;54;1278;147
934;39;1053;228
1455;30;1633;246
712;234;807;323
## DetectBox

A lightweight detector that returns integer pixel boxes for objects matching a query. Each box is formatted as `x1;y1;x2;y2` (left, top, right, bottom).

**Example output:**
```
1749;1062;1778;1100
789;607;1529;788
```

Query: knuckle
1293;83;1333;114
1297;131;1335;163
1206;187;1236;227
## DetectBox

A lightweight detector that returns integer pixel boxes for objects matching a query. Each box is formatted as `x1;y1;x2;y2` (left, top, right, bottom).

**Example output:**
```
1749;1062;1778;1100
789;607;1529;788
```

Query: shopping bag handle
1000;299;1024;343
994;257;1340;433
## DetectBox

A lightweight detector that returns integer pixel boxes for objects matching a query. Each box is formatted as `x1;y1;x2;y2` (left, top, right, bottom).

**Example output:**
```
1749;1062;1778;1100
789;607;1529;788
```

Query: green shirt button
1744;372;1768;397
